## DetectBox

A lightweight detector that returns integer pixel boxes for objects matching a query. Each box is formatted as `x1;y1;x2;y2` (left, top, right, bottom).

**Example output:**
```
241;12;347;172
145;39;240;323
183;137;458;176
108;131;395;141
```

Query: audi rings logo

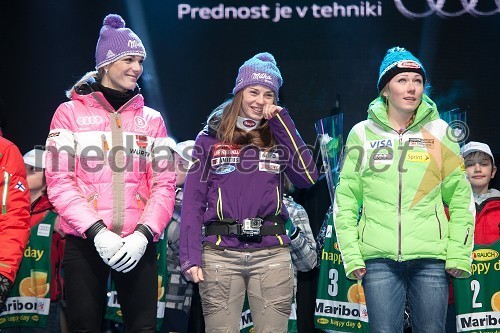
394;0;500;18
76;116;103;126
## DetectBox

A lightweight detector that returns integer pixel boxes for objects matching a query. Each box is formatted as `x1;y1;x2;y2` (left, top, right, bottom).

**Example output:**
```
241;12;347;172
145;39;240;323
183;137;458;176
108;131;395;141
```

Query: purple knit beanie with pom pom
232;52;283;100
95;14;146;69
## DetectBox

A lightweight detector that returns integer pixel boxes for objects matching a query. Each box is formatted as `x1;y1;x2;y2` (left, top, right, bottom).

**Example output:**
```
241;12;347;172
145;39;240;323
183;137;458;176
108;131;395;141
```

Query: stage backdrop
2;1;499;331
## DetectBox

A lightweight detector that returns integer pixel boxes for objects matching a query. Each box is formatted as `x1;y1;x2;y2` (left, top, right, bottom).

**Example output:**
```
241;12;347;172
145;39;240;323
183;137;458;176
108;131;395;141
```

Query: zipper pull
101;134;109;165
101;134;109;151
87;194;98;210
2;171;10;214
464;228;470;245
136;193;142;208
114;113;122;128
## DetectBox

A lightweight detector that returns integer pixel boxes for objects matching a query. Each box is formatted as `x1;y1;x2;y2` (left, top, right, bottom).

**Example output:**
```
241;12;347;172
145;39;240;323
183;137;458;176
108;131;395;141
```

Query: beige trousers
199;244;293;333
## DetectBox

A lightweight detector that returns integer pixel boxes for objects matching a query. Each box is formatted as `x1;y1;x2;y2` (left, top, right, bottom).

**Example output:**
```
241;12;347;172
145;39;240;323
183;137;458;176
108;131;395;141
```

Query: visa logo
368;139;393;148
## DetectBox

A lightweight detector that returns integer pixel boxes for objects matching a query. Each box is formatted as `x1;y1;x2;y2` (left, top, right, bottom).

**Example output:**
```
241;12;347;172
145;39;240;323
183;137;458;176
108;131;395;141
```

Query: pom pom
103;14;126;29
255;52;276;65
387;46;406;54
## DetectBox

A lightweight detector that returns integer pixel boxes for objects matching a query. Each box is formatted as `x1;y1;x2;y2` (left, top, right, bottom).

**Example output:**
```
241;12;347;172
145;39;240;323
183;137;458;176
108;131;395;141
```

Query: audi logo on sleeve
76;116;103;127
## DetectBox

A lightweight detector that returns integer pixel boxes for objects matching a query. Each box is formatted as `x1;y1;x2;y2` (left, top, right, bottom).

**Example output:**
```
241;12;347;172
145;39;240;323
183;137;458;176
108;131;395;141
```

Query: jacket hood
203;109;221;138
367;94;439;131
31;194;53;215
474;188;500;205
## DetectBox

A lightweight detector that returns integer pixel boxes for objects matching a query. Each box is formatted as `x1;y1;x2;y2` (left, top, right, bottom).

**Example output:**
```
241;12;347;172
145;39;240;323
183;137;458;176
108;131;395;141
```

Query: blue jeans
363;258;448;333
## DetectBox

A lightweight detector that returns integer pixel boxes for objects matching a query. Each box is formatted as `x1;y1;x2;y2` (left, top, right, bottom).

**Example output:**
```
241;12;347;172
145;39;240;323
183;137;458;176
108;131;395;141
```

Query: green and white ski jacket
333;94;475;279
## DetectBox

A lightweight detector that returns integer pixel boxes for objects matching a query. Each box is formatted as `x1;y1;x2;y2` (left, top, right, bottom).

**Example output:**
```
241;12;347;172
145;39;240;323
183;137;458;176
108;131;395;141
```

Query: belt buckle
238;217;263;243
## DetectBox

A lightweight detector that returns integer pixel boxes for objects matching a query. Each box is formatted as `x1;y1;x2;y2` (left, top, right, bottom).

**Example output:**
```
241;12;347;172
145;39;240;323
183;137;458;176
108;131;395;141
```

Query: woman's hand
446;268;464;278
353;268;366;280
263;105;283;120
185;265;204;283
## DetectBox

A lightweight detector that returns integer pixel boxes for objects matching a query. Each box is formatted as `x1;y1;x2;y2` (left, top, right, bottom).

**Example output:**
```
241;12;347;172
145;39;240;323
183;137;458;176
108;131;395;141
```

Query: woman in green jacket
333;47;475;332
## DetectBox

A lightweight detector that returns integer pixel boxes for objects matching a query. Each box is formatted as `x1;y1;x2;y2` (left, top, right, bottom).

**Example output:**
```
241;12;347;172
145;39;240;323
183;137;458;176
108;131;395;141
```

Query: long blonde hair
208;90;276;148
65;69;105;99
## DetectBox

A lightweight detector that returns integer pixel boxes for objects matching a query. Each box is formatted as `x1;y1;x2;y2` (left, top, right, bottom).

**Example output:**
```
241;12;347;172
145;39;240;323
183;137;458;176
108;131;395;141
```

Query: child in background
446;141;499;333
462;141;499;244
1;149;66;332
161;140;195;333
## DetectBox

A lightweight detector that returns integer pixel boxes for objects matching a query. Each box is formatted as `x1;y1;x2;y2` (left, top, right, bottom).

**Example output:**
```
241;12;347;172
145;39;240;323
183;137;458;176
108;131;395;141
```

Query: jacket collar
367;94;439;132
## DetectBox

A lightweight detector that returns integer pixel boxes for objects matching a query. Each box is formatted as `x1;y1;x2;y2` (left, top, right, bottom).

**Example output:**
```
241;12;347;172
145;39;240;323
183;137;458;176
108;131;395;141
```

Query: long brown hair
208;90;276;148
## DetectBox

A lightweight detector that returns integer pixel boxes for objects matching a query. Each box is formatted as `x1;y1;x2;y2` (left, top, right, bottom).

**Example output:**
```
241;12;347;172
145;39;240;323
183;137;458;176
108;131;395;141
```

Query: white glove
94;229;124;265
108;231;148;273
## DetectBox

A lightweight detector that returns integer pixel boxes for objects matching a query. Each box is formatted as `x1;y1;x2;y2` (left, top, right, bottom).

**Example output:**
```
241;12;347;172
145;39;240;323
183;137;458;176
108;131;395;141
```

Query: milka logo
128;39;143;49
251;72;273;82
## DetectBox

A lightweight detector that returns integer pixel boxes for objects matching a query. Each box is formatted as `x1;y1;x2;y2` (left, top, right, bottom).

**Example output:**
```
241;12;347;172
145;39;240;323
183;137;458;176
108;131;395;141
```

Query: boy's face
174;153;190;187
25;164;45;193
464;152;496;192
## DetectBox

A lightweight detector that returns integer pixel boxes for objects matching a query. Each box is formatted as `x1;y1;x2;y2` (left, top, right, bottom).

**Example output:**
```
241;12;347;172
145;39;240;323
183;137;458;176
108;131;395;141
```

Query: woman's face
239;85;275;121
385;72;424;114
101;55;144;92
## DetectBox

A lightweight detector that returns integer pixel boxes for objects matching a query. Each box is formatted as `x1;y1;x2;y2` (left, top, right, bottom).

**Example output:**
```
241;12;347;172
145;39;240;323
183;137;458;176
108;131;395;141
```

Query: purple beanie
95;14;146;69
232;52;283;100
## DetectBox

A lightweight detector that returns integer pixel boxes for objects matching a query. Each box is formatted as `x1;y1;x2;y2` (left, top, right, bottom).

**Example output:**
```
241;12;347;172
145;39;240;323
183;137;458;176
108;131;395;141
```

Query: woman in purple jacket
179;52;318;332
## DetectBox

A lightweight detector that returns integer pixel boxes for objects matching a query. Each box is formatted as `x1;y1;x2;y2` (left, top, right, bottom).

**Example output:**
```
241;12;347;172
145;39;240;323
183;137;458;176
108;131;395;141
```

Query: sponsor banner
0;212;57;328
315;213;370;332
453;241;500;332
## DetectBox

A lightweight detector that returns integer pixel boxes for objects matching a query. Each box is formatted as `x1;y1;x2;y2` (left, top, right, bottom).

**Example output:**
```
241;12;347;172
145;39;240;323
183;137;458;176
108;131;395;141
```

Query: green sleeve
333;125;365;279
440;133;475;277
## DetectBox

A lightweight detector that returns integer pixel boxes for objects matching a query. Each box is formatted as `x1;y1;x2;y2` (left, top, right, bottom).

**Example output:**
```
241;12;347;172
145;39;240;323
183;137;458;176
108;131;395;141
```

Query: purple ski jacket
180;109;318;273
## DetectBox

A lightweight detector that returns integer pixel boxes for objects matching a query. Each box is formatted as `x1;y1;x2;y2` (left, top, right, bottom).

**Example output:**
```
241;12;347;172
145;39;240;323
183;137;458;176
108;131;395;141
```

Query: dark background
2;1;499;332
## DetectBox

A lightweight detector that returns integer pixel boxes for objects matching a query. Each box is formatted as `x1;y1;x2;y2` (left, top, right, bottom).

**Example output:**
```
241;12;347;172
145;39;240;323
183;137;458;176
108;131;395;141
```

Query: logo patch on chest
408;138;434;149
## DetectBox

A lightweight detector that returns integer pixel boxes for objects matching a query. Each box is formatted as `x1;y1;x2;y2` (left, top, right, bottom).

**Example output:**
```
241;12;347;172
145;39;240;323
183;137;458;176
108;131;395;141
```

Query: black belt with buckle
204;215;286;237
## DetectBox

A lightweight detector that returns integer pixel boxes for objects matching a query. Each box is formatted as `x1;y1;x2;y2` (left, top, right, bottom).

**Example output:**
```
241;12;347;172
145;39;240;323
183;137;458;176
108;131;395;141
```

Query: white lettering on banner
178;2;383;21
394;0;500;18
2;297;51;315
315;299;369;322
456;311;500;331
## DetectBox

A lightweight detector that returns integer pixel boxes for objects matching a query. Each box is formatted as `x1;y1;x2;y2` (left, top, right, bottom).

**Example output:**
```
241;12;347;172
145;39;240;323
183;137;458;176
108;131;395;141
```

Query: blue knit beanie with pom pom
377;47;426;93
95;14;146;69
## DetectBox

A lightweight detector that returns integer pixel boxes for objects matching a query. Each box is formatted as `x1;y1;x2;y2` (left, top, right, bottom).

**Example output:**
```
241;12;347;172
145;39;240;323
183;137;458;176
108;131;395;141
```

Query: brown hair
209;90;276;148
464;151;495;171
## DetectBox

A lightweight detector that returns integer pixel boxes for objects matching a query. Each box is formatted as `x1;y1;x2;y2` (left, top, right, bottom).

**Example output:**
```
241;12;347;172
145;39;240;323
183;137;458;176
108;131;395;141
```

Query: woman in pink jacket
45;14;176;332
